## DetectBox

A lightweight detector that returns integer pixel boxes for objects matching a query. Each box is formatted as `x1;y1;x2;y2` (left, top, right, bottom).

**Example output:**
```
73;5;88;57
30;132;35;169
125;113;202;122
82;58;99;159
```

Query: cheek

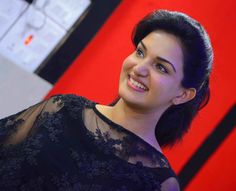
119;58;130;82
119;55;136;86
122;54;136;70
152;77;176;96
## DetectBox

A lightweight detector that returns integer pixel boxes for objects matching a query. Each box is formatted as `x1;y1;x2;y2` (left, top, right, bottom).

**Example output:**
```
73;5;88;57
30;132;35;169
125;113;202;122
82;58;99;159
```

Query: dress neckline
91;103;168;160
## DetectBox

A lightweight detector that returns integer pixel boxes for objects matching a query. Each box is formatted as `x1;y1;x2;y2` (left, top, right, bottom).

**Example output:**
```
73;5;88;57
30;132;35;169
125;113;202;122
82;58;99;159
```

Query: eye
135;47;144;58
155;63;169;74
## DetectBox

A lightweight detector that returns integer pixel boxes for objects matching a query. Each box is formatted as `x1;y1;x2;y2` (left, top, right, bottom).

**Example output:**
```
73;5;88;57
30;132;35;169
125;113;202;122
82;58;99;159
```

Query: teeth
130;77;147;90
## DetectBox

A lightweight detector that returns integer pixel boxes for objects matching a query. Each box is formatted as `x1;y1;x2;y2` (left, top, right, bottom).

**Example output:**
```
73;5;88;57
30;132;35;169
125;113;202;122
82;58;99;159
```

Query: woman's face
119;30;186;112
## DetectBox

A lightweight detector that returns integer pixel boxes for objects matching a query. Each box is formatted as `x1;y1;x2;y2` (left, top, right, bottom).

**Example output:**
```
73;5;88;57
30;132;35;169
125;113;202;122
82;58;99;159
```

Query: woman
0;10;213;191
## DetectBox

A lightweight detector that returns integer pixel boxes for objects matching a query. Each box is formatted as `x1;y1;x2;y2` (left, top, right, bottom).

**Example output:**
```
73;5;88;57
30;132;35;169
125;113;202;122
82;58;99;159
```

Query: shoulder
161;177;180;191
48;94;95;118
49;94;94;107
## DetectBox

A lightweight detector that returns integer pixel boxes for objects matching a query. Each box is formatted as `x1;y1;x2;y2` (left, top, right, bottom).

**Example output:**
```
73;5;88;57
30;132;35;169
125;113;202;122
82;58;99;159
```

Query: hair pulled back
132;10;213;147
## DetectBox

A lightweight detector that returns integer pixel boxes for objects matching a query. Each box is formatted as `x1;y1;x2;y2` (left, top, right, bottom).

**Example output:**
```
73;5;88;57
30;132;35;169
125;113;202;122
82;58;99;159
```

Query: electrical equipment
0;0;91;73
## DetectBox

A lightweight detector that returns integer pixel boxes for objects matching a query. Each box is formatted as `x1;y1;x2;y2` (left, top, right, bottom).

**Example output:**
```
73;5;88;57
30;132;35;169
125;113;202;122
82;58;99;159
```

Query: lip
127;74;149;92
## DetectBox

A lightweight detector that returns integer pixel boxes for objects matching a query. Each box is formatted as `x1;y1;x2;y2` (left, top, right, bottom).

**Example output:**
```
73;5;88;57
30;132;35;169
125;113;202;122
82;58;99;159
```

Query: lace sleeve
0;95;64;146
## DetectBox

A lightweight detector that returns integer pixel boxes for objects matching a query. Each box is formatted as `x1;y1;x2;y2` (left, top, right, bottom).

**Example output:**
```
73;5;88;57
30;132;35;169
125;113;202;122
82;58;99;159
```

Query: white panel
0;5;66;72
44;0;91;30
0;0;91;73
0;54;52;119
0;0;28;39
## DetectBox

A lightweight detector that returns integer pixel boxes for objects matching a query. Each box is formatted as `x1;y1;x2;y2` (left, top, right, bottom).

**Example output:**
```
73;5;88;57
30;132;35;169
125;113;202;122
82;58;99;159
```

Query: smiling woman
0;10;213;191
119;31;187;112
130;10;213;147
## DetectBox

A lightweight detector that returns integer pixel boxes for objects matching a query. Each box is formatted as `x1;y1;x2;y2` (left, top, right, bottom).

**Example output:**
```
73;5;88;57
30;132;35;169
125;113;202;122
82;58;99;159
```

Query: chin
119;90;147;110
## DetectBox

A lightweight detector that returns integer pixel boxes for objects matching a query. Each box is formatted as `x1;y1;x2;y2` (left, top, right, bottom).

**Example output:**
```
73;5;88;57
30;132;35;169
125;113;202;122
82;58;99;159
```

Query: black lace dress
0;94;179;191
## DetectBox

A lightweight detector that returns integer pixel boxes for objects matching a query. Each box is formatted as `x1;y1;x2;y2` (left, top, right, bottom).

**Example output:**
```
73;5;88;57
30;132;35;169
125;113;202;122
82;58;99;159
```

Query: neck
97;98;167;151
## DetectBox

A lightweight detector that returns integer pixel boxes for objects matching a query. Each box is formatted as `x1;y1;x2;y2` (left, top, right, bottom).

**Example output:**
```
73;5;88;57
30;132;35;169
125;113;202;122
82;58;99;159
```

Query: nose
133;60;149;77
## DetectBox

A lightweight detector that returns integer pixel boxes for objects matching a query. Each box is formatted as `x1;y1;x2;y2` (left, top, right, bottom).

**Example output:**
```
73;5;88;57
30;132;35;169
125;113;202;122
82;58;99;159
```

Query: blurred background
0;0;235;190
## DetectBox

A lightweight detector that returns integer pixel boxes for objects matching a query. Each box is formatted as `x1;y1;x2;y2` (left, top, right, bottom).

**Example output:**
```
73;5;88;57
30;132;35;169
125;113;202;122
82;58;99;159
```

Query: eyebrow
140;41;177;73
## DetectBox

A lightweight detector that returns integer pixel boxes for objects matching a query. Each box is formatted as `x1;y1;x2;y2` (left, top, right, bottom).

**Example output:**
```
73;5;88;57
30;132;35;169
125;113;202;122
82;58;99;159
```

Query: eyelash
135;47;169;74
135;47;144;58
154;63;169;74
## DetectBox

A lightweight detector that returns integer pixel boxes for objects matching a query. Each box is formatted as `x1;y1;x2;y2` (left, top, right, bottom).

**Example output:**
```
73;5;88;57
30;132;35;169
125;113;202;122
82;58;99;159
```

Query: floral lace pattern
0;94;178;190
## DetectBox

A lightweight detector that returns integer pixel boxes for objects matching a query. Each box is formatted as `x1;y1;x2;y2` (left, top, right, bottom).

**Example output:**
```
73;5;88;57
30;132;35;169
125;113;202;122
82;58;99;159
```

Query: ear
172;88;196;105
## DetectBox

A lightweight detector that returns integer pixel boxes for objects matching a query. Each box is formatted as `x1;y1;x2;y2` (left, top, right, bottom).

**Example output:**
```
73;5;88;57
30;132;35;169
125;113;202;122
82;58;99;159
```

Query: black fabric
0;94;178;191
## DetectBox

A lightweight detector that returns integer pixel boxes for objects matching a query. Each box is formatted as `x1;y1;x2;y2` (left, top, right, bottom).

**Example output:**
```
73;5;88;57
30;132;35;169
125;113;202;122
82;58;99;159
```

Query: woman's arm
0;95;64;146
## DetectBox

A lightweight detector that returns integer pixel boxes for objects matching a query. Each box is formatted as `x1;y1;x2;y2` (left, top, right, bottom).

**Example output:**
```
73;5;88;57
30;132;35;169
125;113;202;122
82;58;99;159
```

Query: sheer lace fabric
83;107;169;169
2;96;63;145
0;94;179;191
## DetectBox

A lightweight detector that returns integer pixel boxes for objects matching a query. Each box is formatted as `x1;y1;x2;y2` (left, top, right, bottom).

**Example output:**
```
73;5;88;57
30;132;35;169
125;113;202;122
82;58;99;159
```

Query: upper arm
0;95;64;145
161;177;180;191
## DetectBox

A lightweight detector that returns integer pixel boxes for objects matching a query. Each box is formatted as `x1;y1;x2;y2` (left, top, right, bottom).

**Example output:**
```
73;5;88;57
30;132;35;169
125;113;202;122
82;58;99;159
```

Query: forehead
142;31;183;58
141;31;184;71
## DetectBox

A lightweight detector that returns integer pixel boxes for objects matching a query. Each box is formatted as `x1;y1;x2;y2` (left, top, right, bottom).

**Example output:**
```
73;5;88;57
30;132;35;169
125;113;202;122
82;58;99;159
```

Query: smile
128;76;148;92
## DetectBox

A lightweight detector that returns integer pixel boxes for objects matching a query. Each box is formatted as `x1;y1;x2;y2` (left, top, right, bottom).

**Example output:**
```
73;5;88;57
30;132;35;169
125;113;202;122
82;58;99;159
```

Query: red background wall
47;0;236;190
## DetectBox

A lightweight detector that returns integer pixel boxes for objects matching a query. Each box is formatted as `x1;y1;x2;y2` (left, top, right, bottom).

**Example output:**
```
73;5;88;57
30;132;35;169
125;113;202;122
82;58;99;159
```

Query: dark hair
131;10;213;147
